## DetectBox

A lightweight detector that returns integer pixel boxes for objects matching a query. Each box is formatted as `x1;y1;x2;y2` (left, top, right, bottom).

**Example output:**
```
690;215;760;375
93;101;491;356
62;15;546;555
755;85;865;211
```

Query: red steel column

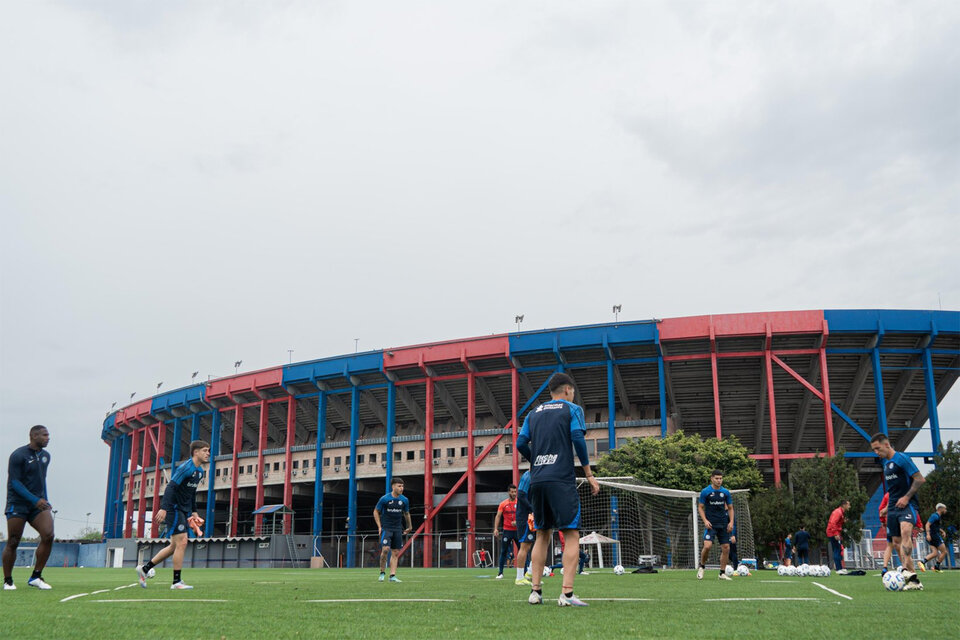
137;426;151;537
150;422;167;537
255;400;267;535
819;321;836;457
467;372;476;567
283;398;296;534
423;379;434;568
511;367;519;485
765;325;782;486
124;427;139;538
229;405;243;537
710;321;722;439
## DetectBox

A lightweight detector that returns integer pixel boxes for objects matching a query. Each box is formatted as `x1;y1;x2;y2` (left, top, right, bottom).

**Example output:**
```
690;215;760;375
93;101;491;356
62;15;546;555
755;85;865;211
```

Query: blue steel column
115;434;131;538
205;410;221;537
347;386;360;567
191;413;200;441
386;381;396;493
103;440;118;537
313;392;327;537
871;346;888;435
607;360;616;449
922;348;942;453
658;357;668;438
171;417;182;467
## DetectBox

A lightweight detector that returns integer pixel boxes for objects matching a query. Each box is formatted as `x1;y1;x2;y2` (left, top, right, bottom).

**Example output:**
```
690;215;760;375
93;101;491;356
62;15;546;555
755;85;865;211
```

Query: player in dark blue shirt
516;372;599;607
921;503;948;572
870;433;925;590
3;426;54;590
513;469;534;585
136;440;209;590
697;469;734;581
794;525;810;565
374;477;412;582
782;532;793;567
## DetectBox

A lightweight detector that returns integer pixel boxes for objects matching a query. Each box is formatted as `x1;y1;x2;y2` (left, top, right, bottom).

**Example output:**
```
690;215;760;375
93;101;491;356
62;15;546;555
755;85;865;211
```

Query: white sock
516;567;524;580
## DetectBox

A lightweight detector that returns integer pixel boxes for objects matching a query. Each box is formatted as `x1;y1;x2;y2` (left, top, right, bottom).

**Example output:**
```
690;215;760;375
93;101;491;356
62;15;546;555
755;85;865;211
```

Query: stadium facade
100;309;959;567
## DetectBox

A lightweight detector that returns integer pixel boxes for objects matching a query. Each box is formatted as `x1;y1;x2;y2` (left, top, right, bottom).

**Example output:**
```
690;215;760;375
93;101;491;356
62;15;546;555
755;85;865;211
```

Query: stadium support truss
579;477;755;570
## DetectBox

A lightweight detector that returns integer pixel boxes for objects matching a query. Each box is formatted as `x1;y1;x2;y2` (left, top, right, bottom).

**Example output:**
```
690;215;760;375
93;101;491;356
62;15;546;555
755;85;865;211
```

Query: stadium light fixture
288;349;294;363
613;304;622;323
191;371;199;382
515;314;524;332
354;338;359;353
234;360;242;374
130;392;136;401
156;382;163;392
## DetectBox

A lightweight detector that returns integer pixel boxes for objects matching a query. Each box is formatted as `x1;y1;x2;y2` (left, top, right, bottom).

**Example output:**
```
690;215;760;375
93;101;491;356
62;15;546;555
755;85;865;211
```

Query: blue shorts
501;530;518;549
516;495;534;543
164;509;190;537
703;526;731;545
784;550;793;560
530;481;581;531
4;503;44;522
928;533;944;547
887;505;919;540
380;529;404;550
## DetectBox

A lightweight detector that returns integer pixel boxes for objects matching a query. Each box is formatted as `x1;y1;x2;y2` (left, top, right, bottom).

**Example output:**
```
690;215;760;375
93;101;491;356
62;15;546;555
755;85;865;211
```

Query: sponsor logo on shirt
534;454;558;466
535;404;564;413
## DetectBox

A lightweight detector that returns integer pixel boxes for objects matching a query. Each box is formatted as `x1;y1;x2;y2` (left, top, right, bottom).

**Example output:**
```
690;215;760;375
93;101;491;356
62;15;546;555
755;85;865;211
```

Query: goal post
577;477;755;570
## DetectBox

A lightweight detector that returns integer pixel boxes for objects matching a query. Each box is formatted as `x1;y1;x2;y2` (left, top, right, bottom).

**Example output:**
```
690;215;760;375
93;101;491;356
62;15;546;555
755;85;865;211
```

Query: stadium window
406;450;415;461
419;449;425;460
239;466;244;475
273;462;280;471
293;460;299;469
370;453;377;463
474;446;482;456
302;460;309;469
586;440;596;456
394;451;402;462
247;465;253;474
491;445;499;456
595;412;602;423
357;454;365;464
447;448;456;458
433;448;440;459
460;447;468;457
596;439;609;454
617;437;631;447
215;469;221;477
334;456;342;466
323;457;330;467
504;444;512;454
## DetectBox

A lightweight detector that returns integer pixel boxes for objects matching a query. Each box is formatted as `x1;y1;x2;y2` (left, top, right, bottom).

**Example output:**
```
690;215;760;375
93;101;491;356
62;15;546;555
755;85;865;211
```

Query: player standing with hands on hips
374;477;412;583
517;372;599;607
136;440;209;590
4;425;54;590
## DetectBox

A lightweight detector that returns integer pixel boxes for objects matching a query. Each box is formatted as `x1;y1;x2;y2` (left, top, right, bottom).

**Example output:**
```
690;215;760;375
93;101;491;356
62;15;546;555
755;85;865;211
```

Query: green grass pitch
3;567;958;639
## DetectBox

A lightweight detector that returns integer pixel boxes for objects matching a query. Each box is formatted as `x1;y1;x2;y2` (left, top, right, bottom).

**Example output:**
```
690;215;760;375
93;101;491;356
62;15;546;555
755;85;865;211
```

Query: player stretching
513;470;534;585
516;372;599;607
136;440;209;590
870;433;925;590
3;426;54;590
493;483;519;580
374;477;412;583
920;503;948;573
697;469;734;581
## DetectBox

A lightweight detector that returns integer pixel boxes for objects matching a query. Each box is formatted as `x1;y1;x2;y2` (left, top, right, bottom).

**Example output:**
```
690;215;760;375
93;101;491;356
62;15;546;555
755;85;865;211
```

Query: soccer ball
809;565;822;577
724;565;735;577
882;571;905;591
737;565;750;577
786;565;797;576
777;565;787;576
147;568;156;578
613;565;625;575
821;565;831;577
542;566;552;577
559;567;564;575
797;563;809;577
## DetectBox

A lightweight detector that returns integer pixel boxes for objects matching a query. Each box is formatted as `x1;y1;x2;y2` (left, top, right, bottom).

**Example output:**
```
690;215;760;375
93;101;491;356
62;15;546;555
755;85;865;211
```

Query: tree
595;430;764;492
790;450;868;548
77;527;104;542
918;441;959;540
750;486;797;557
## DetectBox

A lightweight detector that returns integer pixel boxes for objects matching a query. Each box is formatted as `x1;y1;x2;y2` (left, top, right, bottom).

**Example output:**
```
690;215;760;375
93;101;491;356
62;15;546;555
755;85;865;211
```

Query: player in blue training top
3;425;54;590
920;503;948;573
870;433;925;590
374;477;412;583
697;469;735;581
794;525;810;565
516;372;599;607
512;469;534;585
136;440;210;590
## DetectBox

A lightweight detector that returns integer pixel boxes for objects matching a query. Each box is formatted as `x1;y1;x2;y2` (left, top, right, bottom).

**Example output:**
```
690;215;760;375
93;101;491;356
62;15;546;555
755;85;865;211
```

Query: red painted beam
771;355;825;401
423;379;434;567
710;320;722;439
255;399;268;535
124;428;139;538
150;423;166;537
663;348;823;362
229;405;243;537
383;336;510;371
820;320;836;457
283;398;295;534
511;368;519;485
137;426;151;537
765;324;782;486
659;311;825;341
751;452;826;460
206;369;284;403
467;373;476;567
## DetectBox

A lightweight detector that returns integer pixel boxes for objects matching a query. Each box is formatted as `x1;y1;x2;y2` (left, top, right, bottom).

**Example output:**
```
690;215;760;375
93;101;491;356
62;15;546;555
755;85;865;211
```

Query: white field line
62;584;136;603
60;593;89;602
583;598;655;601
812;581;853;600
91;599;228;603
306;598;456;603
90;590;110;595
704;598;820;602
113;583;137;590
760;580;795;583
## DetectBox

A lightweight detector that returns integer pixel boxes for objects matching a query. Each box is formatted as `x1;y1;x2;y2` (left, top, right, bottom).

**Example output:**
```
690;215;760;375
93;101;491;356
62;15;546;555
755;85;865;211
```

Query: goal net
576;477;755;570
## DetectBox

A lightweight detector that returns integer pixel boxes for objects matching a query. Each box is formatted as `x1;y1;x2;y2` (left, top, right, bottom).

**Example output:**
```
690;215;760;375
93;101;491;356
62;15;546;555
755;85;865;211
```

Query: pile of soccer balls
776;563;831;577
724;564;752;577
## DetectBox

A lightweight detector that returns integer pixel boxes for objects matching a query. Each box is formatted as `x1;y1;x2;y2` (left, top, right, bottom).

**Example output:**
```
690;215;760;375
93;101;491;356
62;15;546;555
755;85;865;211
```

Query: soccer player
826;500;850;574
3;425;54;590
136;440;209;590
870;433;925;590
782;532;793;567
920;503;948;572
493;483;519;580
696;469;734;581
513;469;534;585
794;525;810;565
374;477;412;583
516;372;599;607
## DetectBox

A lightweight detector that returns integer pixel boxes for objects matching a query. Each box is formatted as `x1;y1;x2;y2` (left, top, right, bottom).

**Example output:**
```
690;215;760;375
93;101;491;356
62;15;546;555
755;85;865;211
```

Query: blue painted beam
313;392;327;537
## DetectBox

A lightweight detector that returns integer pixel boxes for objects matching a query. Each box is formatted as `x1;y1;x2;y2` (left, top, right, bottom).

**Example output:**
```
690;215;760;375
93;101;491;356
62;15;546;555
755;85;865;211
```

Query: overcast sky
1;1;958;537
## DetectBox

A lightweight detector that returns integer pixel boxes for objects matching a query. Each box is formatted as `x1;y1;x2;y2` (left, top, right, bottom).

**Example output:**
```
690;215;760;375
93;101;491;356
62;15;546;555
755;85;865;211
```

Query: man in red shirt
826;500;850;573
493;484;518;580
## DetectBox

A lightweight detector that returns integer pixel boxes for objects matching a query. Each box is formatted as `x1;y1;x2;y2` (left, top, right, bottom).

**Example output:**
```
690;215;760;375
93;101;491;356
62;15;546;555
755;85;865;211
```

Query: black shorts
928;534;944;547
703;526;731;545
164;509;191;537
530;481;581;531
515;510;534;544
501;530;518;549
4;503;44;523
380;529;404;550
